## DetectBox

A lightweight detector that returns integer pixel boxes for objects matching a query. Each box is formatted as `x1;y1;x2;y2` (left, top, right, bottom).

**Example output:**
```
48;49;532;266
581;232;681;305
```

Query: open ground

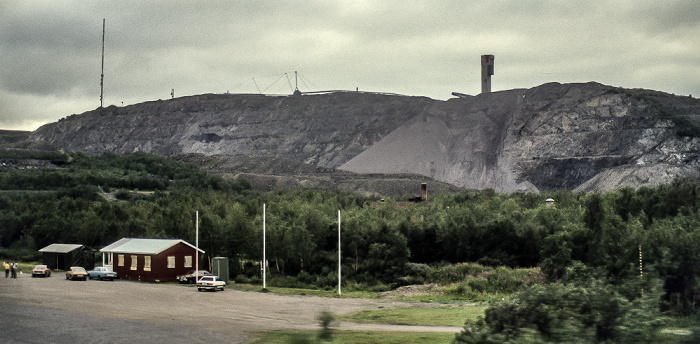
0;272;461;343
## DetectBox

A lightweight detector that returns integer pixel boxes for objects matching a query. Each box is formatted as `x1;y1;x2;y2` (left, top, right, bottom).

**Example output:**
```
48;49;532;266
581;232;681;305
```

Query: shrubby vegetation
431;264;545;299
454;277;664;343
3;152;700;324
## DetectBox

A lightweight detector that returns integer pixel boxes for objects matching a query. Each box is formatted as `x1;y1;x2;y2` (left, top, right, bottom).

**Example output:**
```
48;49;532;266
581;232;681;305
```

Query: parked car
196;275;226;291
31;265;51;278
87;266;118;281
65;266;88;281
177;270;212;284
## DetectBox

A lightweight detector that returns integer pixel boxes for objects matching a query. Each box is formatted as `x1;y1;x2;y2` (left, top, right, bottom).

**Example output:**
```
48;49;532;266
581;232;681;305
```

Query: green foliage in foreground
454;278;664;343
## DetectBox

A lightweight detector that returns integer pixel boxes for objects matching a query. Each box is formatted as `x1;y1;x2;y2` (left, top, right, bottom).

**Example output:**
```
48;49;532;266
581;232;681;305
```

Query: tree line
2;152;700;316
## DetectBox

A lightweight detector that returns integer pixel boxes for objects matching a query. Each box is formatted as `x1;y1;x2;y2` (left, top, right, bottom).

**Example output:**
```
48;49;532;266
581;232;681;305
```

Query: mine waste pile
6;81;698;193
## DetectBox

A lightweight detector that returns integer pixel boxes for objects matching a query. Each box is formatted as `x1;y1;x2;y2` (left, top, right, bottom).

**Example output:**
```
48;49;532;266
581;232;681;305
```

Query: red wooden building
100;238;204;282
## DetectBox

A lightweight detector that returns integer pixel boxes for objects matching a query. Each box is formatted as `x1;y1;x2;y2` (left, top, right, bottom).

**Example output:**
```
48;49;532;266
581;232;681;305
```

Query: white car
195;275;226;292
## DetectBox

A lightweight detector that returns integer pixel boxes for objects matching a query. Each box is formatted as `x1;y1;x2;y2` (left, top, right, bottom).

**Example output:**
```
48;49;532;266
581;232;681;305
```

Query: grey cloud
0;0;698;131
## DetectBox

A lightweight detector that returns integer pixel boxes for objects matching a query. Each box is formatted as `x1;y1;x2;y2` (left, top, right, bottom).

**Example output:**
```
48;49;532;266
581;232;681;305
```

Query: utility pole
100;18;105;108
639;244;643;294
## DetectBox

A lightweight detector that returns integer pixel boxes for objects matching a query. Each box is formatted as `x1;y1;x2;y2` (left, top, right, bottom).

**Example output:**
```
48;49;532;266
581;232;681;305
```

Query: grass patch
231;282;510;303
251;330;455;344
340;305;486;327
231;283;382;299
2;261;42;274
395;290;509;303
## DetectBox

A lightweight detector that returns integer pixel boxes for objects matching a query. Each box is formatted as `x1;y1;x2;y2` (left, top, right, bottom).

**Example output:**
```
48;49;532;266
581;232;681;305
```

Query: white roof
39;244;85;253
100;238;204;255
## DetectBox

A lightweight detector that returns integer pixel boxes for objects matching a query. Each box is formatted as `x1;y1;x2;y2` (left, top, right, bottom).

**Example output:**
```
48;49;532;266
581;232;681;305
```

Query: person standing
11;262;17;278
3;262;8;278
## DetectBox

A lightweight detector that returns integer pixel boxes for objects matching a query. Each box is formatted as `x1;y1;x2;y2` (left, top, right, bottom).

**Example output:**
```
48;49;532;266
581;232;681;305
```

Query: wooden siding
111;242;202;282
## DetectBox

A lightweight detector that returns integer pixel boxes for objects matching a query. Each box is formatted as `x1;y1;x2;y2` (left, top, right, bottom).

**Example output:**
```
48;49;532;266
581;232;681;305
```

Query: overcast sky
1;1;699;131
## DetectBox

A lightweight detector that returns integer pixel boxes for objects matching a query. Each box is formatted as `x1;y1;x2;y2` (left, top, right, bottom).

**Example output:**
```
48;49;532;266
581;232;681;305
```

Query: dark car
177;270;212;284
32;265;51;277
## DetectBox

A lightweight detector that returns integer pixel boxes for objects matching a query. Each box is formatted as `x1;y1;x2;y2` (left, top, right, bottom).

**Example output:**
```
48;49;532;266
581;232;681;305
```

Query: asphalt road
0;272;460;343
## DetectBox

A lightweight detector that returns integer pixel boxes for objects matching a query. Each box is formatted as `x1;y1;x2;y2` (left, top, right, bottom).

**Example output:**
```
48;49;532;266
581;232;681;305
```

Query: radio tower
100;18;105;108
293;71;302;96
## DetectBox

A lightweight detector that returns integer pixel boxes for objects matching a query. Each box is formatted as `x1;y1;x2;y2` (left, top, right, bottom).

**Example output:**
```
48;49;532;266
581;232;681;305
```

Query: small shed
100;238;204;282
211;257;229;282
39;244;95;271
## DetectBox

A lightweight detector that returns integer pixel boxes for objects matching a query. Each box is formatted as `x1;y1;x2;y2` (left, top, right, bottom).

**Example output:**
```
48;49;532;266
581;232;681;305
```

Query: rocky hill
25;82;700;193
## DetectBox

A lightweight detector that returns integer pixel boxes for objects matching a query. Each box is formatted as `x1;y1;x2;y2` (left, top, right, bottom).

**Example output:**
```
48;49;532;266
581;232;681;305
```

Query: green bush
427;262;491;284
396;275;422;286
466;277;489;293
427;263;545;295
454;279;664;343
445;283;484;300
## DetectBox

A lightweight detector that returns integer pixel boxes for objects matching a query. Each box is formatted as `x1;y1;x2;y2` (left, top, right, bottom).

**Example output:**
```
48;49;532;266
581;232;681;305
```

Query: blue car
87;266;118;281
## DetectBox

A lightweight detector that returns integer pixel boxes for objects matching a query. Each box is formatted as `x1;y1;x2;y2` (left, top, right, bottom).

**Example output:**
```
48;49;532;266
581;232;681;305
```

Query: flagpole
195;211;199;281
338;210;341;296
263;203;266;290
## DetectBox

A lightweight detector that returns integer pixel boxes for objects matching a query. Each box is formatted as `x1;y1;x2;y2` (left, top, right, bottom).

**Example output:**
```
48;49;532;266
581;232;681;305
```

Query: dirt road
0;272;461;343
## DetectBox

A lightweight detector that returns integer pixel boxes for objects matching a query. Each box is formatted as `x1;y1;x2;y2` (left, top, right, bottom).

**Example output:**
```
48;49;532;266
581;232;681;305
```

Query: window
131;255;138;270
118;254;124;267
144;256;151;271
184;255;192;268
167;256;175;269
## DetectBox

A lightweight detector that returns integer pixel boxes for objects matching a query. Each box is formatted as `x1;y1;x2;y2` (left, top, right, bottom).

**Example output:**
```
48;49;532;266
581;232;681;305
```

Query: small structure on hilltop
481;54;494;93
39;243;95;271
100;238;204;282
407;183;428;203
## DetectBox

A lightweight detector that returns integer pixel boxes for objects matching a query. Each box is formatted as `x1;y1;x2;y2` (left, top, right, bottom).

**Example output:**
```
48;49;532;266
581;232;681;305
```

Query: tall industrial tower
481;55;494;93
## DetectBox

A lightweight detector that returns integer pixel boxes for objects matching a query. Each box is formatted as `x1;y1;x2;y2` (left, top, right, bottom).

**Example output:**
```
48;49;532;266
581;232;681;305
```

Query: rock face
29;82;700;192
341;82;700;191
31;93;433;168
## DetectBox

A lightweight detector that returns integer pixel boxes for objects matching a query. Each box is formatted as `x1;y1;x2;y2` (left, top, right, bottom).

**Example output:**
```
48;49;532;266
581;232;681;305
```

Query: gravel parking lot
0;272;460;343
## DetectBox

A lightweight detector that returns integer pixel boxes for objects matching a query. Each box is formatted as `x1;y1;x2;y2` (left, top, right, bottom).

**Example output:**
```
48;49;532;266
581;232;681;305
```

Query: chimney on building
481;55;494;93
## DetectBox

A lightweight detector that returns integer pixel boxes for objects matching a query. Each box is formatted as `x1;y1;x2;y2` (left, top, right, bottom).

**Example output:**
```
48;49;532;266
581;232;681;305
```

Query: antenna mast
100;18;105;108
292;71;302;96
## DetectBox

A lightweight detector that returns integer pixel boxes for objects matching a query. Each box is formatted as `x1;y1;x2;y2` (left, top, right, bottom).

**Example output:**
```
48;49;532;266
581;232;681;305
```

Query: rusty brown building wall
111;243;202;282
